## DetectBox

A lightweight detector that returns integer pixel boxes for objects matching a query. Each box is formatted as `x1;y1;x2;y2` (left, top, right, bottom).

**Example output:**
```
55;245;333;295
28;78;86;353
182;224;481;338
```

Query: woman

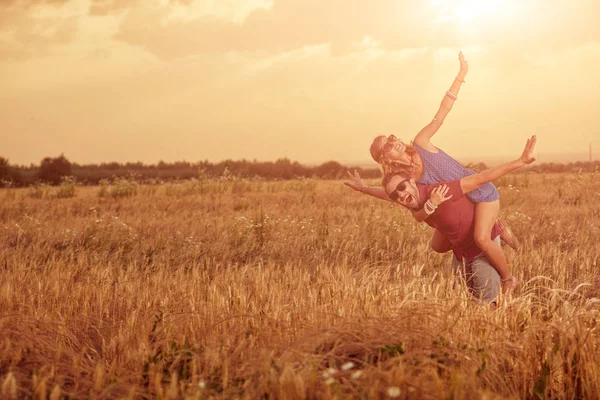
345;51;518;288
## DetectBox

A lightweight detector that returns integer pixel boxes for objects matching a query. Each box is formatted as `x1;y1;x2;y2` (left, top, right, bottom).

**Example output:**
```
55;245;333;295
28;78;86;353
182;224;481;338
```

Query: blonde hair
370;135;417;163
370;135;418;184
370;136;387;163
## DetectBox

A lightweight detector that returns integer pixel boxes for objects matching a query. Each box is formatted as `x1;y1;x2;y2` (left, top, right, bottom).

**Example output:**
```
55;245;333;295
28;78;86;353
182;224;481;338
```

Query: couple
345;52;536;304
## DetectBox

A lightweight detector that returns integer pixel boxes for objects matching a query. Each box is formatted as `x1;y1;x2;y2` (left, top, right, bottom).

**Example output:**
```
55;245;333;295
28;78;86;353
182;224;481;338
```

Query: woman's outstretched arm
413;51;468;151
460;136;537;194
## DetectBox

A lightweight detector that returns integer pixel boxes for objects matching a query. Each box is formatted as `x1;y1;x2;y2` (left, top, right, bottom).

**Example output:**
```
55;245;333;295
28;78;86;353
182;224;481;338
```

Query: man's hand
430;184;453;206
519;135;537;165
458;51;468;78
344;170;366;193
502;275;518;295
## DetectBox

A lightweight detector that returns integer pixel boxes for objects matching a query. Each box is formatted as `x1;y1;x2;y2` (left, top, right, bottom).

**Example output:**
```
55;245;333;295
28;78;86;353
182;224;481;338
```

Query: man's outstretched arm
460;135;537;194
344;170;391;201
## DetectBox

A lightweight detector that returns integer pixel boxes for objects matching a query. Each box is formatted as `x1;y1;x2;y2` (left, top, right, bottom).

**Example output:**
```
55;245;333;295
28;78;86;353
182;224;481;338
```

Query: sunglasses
382;135;399;153
388;178;410;201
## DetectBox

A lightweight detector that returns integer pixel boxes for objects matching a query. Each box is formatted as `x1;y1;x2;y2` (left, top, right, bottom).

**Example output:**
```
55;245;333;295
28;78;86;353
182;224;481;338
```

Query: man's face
385;175;420;209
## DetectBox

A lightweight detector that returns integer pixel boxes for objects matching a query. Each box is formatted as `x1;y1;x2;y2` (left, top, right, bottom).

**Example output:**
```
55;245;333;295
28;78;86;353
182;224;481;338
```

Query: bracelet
424;204;435;215
501;274;513;282
424;200;437;215
455;77;465;83
446;90;457;100
425;199;438;210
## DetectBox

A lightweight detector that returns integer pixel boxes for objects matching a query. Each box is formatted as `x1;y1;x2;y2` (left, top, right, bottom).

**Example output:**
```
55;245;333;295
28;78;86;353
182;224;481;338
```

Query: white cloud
525;42;600;68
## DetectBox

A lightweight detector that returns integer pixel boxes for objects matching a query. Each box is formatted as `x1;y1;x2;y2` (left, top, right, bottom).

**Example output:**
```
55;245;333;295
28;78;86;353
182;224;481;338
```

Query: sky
1;0;599;166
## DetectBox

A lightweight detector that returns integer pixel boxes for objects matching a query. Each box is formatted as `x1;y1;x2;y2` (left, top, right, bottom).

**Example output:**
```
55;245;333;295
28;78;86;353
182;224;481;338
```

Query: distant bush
315;161;345;179
27;184;52;199
97;178;138;198
112;178;138;198
0;157;24;187
165;179;209;197
38;154;72;185
56;176;77;198
0;157;8;181
26;177;76;199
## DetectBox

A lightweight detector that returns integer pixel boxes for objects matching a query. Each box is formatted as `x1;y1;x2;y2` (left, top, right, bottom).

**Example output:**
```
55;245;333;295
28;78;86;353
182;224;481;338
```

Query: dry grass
1;172;600;399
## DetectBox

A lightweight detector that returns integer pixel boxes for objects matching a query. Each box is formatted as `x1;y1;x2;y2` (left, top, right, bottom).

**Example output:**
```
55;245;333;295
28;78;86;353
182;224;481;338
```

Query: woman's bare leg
431;229;452;253
473;200;511;281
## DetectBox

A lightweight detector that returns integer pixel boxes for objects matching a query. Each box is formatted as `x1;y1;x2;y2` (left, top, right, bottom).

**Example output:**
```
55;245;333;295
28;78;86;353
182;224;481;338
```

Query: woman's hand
458;51;468;78
429;184;453;206
344;170;366;193
519;135;537;165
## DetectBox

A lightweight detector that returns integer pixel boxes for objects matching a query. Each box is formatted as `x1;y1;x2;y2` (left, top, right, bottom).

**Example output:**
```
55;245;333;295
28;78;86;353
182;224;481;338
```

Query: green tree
315;161;344;179
38;154;72;185
0;157;8;181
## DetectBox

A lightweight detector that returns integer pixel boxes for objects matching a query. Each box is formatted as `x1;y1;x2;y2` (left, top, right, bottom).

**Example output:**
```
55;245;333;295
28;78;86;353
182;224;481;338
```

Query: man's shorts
452;236;502;303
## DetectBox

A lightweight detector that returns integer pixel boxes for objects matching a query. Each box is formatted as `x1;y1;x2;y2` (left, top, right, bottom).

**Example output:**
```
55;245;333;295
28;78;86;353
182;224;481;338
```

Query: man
382;135;537;304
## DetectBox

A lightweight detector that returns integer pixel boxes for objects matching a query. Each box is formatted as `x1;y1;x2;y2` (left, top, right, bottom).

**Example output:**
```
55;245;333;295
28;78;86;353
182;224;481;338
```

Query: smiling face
385;174;421;209
380;135;413;166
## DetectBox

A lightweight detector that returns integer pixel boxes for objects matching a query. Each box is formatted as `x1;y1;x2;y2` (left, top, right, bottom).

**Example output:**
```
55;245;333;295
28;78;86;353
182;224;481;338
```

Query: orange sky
1;0;599;165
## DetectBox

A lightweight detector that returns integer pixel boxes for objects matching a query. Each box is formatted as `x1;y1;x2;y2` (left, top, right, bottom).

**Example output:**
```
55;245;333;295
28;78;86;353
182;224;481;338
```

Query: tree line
0;155;381;187
0;155;598;187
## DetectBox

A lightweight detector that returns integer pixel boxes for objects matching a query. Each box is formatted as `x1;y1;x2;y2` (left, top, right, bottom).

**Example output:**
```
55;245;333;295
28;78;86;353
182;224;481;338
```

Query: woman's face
381;135;410;163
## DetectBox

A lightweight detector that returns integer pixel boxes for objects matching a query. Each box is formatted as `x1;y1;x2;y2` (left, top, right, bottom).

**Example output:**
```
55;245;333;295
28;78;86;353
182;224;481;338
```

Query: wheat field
1;171;600;399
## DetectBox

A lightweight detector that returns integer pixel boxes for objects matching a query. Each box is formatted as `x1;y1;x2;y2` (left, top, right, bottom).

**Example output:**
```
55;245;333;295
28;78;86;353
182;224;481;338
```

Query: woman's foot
497;218;519;250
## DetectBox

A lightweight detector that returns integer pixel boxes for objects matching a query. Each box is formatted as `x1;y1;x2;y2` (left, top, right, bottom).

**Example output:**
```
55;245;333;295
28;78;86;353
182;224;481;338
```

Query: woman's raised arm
413;51;469;151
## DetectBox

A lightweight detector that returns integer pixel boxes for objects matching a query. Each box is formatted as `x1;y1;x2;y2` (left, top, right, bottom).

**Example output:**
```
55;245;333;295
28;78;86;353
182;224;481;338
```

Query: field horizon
4;150;597;171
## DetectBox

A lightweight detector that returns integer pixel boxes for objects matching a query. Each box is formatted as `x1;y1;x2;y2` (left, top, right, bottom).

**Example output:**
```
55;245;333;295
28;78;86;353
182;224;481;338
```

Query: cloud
111;0;600;60
0;37;30;61
113;0;442;59
2;0;599;65
0;0;70;7
89;0;140;16
0;3;79;61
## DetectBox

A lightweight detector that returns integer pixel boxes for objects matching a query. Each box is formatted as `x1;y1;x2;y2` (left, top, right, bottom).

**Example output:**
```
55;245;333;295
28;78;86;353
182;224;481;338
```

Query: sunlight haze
1;0;599;165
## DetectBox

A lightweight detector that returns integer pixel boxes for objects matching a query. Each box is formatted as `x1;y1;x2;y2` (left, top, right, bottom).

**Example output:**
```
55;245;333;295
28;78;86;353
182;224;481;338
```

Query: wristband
501;274;513;283
446;90;458;100
425;199;438;209
424;204;435;215
424;200;437;215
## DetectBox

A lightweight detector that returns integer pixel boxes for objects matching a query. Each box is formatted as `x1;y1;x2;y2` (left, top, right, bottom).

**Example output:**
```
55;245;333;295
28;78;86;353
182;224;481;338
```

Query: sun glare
456;0;502;23
433;0;518;29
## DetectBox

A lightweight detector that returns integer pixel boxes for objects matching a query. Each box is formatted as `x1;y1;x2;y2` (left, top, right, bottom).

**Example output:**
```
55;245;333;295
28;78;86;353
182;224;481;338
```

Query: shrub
97;178;138;198
38;154;72;185
27;184;51;199
0;157;8;182
56;176;77;198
